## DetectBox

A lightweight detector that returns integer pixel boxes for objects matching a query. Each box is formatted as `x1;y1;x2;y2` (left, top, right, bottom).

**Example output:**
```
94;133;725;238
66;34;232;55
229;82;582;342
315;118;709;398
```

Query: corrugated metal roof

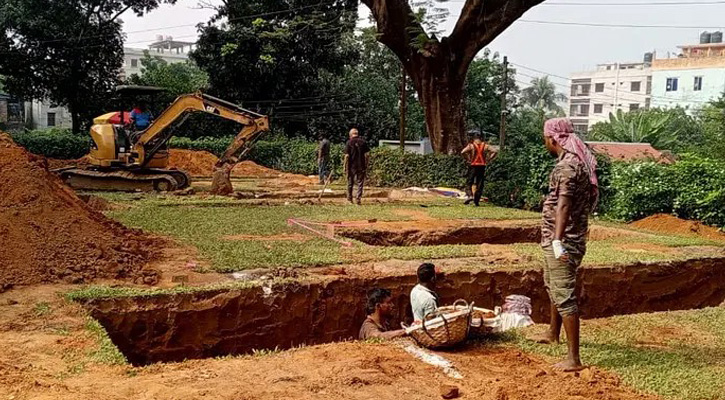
585;141;673;164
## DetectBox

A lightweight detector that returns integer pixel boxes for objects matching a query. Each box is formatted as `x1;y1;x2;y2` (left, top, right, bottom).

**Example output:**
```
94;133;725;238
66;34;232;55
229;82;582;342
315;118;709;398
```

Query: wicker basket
437;305;498;337
405;299;473;349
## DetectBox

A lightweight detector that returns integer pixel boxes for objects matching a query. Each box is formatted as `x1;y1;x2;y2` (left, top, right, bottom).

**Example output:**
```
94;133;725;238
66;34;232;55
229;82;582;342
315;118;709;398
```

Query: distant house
585;141;674;164
0;92;25;130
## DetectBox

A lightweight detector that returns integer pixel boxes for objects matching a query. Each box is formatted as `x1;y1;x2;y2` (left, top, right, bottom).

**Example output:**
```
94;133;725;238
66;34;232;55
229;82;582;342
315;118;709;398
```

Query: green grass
65;280;264;301
102;194;722;273
515;307;725;400
84;318;127;365
33;301;52;317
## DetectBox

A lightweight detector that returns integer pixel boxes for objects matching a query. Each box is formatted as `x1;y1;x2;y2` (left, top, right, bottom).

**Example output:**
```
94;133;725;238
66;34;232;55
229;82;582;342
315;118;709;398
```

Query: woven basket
405;299;473;349
437;305;498;337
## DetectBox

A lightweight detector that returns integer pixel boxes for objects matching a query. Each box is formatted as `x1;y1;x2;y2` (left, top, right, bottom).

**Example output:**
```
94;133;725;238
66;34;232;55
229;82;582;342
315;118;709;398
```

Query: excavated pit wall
338;225;542;246
85;257;725;366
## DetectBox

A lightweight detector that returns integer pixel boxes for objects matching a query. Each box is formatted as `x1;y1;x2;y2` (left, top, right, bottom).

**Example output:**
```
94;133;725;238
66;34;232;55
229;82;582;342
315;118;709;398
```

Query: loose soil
0;287;659;400
631;214;725;241
0;134;160;290
223;233;312;242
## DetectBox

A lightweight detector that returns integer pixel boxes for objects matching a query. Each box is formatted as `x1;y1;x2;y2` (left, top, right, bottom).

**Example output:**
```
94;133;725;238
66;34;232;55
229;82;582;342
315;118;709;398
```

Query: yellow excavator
56;86;269;192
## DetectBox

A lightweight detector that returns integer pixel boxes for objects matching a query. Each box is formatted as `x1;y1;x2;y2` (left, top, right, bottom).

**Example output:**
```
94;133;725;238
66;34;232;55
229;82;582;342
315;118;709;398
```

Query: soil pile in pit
0;133;160;290
168;149;219;176
631;214;725;241
46;155;91;170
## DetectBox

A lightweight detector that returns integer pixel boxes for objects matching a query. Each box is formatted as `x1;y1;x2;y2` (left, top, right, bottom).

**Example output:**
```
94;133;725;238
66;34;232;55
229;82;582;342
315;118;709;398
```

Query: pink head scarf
544;118;599;207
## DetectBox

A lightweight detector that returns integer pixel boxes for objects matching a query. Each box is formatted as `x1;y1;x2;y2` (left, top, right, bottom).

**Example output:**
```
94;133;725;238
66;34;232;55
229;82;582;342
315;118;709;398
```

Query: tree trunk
71;109;81;134
411;60;467;154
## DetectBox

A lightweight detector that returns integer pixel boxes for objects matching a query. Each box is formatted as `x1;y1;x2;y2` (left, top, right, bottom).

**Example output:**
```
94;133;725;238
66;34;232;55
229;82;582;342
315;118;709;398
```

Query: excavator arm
132;92;269;168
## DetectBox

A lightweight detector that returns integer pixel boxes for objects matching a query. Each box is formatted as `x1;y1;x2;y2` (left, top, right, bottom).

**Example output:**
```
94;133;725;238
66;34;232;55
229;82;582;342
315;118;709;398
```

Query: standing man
460;133;498;206
344;128;370;205
317;134;331;185
359;288;408;340
534;118;598;372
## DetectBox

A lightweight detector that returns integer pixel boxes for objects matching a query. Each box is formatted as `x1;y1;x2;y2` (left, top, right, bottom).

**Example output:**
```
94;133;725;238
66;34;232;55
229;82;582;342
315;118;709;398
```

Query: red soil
0;134;160;290
631;214;725;241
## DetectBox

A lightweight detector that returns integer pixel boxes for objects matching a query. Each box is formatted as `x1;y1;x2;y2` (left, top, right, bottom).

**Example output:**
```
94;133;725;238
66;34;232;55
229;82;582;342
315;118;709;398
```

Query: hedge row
10;129;89;160
607;155;725;227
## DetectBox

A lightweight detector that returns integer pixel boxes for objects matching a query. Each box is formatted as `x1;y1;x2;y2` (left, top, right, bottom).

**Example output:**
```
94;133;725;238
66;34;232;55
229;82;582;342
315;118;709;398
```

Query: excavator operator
130;101;154;131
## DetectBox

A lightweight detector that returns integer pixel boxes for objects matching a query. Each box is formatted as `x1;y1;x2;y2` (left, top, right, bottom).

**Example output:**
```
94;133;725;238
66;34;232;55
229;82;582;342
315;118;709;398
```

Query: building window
694;76;703;91
630;103;640;111
47;112;56;127
580;105;590;116
131;59;138;68
666;78;678;92
570;105;577;116
573;124;589;133
579;84;590;96
595;83;604;93
594;104;603;114
631;81;641;92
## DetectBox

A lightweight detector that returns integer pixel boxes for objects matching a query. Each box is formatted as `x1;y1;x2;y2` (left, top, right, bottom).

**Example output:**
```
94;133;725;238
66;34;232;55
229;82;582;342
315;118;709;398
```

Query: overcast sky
121;0;725;89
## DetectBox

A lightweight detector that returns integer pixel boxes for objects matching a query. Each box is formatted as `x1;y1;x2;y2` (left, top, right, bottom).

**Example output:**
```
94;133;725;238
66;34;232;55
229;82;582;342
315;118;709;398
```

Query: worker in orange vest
461;133;499;206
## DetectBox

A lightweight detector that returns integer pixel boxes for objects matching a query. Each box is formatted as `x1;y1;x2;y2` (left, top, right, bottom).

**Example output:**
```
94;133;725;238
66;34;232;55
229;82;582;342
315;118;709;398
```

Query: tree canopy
191;0;359;137
520;76;567;117
0;0;175;132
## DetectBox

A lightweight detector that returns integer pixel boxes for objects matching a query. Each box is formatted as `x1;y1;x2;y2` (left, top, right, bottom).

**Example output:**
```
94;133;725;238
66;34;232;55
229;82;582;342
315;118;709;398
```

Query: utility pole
400;64;407;151
499;56;509;149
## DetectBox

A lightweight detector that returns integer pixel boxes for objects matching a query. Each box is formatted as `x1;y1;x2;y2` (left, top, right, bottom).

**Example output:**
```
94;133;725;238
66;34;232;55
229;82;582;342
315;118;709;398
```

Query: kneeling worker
359;288;407;340
410;263;440;322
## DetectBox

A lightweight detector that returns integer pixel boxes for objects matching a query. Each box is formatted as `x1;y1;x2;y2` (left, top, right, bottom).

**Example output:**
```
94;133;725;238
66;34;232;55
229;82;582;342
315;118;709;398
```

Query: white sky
121;0;725;88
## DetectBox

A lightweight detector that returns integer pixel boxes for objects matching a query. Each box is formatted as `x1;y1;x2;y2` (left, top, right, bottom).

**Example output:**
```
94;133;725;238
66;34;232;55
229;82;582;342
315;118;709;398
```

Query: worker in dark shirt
359;288;407;340
344;128;370;205
318;134;331;185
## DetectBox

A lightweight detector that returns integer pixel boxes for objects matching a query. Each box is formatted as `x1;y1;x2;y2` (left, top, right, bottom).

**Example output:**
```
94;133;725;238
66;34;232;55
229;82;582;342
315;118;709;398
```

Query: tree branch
448;0;545;74
360;0;423;64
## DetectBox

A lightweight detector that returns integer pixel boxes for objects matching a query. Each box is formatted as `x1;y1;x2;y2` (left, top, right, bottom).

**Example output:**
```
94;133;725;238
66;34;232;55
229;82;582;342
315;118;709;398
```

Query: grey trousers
347;170;365;203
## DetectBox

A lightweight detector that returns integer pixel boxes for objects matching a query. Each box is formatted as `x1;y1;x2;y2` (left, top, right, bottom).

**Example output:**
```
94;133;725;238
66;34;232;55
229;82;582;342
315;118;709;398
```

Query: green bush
10;128;89;159
366;147;467;188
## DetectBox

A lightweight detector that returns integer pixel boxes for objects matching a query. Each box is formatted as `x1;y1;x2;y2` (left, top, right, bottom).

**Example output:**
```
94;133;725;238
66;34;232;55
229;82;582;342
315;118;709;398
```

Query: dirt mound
168;149;219;176
0;133;160;290
631;214;725;241
46;155;90;170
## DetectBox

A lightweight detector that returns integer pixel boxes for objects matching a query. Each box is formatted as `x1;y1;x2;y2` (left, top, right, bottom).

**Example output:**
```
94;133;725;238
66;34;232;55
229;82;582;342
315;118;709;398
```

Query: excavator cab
58;87;270;192
89;85;167;169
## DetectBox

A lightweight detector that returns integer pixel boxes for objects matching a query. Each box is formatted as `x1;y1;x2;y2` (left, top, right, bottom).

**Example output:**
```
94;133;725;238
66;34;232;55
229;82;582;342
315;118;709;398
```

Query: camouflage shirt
541;152;593;253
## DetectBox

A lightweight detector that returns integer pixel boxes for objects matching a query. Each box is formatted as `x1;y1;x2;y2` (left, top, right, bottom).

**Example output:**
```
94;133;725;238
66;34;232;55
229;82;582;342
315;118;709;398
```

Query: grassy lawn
515;307;725;400
102;193;720;272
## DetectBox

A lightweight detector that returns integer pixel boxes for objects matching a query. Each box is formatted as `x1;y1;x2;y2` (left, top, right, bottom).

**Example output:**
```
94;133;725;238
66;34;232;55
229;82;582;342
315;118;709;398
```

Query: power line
517;19;725;29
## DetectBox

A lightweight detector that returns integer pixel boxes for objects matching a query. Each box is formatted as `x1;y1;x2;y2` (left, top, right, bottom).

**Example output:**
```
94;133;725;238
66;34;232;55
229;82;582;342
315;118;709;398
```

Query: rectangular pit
337;220;542;246
82;257;725;366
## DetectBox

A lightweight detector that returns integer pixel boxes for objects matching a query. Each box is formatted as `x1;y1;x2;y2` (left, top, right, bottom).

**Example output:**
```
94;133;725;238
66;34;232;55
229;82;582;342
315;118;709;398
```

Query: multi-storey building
568;62;652;132
25;36;195;130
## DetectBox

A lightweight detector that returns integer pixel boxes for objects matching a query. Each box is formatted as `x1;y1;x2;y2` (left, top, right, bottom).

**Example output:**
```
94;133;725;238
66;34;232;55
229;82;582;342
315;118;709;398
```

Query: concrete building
25;36;194;130
568;62;652;132
651;38;725;111
0;93;25;130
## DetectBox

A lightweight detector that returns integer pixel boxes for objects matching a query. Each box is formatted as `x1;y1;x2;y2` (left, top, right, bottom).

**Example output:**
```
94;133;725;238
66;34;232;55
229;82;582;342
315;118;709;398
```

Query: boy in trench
532;118;598;372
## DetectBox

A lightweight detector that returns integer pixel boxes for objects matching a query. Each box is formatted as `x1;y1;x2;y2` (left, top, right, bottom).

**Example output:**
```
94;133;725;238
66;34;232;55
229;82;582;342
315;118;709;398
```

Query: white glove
552;239;567;260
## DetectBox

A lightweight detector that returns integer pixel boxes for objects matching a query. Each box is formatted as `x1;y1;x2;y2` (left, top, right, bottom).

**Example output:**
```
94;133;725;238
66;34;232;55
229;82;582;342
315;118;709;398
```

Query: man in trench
532;118;598;372
359;288;408;340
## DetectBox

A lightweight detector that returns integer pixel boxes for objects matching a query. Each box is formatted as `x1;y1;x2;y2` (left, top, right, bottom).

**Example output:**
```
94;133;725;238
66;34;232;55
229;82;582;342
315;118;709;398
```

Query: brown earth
223;233;313;242
0;134;160;290
46;154;90;170
168;149;219;176
631;214;725;241
0;286;659;400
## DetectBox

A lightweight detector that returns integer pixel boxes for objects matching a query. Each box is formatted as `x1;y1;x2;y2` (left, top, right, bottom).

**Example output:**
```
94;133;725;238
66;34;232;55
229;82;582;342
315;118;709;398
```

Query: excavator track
56;168;191;192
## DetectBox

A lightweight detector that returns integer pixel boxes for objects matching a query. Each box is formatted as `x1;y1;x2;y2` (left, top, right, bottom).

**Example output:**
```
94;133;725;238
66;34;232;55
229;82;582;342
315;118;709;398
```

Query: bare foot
552;359;585;372
528;331;560;344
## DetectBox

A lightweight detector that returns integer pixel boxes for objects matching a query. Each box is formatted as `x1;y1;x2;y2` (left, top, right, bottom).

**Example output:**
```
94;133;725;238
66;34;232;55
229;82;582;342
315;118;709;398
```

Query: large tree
0;0;173;133
191;0;358;137
465;49;517;140
361;0;544;153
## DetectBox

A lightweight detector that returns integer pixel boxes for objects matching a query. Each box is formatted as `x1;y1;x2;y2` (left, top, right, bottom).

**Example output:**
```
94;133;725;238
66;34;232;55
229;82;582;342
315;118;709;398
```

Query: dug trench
81;257;725;366
336;219;542;246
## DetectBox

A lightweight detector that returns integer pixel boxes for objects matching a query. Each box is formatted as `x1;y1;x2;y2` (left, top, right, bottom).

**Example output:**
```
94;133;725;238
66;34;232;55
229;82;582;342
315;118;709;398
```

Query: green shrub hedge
10;129;89;159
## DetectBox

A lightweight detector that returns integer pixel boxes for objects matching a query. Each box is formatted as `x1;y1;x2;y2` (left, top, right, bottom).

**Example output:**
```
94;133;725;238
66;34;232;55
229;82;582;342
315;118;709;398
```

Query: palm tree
589;109;679;149
520;76;567;117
